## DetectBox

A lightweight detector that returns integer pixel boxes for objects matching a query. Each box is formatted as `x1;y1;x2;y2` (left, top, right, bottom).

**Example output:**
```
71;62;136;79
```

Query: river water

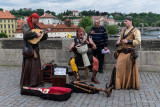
111;30;160;39
142;30;160;39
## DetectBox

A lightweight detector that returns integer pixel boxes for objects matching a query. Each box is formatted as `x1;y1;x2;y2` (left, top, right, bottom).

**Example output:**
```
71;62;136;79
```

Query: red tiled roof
14;23;78;34
40;13;58;19
53;24;77;29
0;10;16;19
72;19;82;21
14;25;23;33
37;22;53;29
17;20;25;27
72;10;79;12
51;29;76;32
14;29;22;33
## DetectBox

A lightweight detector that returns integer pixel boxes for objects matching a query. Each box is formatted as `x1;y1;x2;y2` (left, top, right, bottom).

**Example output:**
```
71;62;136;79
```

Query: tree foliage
0;8;3;11
1;8;160;27
78;17;93;29
9;8;56;19
105;25;118;35
80;10;108;16
0;32;8;38
85;26;93;34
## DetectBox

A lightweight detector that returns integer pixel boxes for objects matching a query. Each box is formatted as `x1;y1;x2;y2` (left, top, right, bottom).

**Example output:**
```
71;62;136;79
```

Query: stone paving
0;66;160;107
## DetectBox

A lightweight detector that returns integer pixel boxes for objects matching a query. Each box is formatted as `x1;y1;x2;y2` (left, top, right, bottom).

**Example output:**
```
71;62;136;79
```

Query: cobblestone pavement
0;66;160;107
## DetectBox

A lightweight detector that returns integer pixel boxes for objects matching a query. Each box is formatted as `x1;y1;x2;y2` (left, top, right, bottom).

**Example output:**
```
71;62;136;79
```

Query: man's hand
121;39;128;44
45;28;51;33
84;40;90;44
37;33;41;37
116;40;121;45
90;30;95;34
104;47;108;51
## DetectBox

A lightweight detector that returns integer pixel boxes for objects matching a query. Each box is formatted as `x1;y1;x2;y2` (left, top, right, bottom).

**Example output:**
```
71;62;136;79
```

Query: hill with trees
4;8;160;27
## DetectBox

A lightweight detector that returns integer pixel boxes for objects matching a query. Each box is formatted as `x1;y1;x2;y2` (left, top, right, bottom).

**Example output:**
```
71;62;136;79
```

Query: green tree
51;11;56;16
85;26;93;33
0;32;8;38
144;23;149;27
156;21;160;27
151;23;156;27
78;17;93;29
64;10;73;15
36;9;44;16
121;21;125;27
0;8;3;11
105;25;118;36
134;18;142;27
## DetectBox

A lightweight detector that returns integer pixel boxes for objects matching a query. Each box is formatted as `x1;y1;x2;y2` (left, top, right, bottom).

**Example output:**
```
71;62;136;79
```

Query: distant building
0;10;17;37
101;19;115;26
14;19;77;38
91;15;119;26
115;20;122;26
91;15;108;21
39;13;60;25
17;19;25;27
14;19;25;38
23;16;28;22
71;19;82;26
72;10;79;16
108;15;113;19
49;19;77;38
14;26;23;38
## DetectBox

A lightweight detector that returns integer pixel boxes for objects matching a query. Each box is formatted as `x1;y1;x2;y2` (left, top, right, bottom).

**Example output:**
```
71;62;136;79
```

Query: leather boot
73;71;80;81
91;71;100;84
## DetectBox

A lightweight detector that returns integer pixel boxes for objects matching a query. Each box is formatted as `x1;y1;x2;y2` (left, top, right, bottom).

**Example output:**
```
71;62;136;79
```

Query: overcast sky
0;0;159;14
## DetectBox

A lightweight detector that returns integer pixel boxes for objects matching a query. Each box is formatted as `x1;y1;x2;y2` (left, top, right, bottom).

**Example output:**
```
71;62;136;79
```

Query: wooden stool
78;67;88;79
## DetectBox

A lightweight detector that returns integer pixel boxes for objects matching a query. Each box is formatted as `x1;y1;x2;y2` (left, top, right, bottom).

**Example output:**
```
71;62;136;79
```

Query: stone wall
0;38;160;72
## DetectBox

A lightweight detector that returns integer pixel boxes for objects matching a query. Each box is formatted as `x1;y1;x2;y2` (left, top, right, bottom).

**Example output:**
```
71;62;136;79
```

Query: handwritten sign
54;67;67;75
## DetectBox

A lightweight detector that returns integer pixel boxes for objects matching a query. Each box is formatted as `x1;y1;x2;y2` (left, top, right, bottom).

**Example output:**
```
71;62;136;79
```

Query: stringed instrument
28;28;50;44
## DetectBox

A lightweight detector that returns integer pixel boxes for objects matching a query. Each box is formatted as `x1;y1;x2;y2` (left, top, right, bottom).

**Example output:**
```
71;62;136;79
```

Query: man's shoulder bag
22;43;34;57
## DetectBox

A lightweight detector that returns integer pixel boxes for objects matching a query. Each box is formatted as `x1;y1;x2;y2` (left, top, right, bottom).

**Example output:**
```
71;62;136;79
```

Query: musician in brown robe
20;13;48;87
109;16;141;89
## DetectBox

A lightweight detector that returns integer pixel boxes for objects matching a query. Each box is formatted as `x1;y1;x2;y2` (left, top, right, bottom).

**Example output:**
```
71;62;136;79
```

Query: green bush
105;25;118;36
78;17;93;29
0;32;8;38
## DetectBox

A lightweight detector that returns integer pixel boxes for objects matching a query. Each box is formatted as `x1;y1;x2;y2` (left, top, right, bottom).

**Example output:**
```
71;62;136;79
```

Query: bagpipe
76;44;91;67
21;86;72;101
66;81;112;97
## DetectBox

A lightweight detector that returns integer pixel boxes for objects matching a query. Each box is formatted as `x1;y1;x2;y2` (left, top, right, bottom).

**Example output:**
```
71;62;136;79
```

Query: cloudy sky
0;0;159;14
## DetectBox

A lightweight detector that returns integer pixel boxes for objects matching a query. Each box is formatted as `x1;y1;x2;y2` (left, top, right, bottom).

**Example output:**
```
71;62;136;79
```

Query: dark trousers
93;45;104;72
